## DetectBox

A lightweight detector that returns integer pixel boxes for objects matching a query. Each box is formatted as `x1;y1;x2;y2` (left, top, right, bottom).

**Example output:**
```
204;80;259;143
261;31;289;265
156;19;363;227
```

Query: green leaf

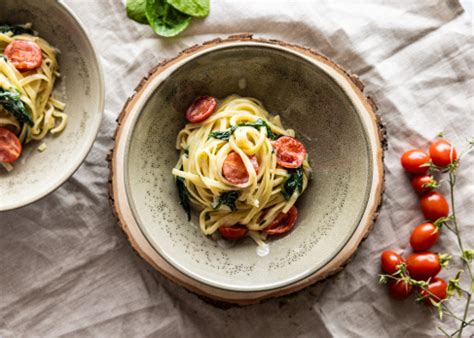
0;24;33;35
0;87;33;126
238;118;278;140
209;126;236;141
167;0;209;17
214;191;239;211
127;0;149;24
176;176;191;221
146;0;192;37
281;167;304;200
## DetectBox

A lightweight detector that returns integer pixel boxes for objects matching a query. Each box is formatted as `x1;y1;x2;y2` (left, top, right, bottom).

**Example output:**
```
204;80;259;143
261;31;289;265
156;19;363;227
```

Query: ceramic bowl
111;36;384;303
0;0;104;211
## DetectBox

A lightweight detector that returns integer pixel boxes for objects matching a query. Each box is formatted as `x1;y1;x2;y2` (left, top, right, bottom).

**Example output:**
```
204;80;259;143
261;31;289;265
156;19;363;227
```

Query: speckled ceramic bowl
0;0;104;211
111;36;384;303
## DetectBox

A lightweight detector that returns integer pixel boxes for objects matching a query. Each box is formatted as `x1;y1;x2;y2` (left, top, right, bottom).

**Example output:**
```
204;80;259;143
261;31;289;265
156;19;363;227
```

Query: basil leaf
215;191;239;211
127;0;149;24
0;88;33;126
209;126;236;141
0;24;34;35
146;0;192;37
238;118;278;140
281;167;304;200
167;0;209;17
176;176;191;221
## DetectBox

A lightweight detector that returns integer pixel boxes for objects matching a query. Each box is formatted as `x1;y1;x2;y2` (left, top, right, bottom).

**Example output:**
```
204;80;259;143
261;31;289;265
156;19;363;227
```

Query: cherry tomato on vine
429;139;457;167
381;250;404;275
388;279;413;300
411;174;437;194
419;277;448;306
406;252;441;281
420;191;449;221
400;149;430;174
410;222;440;251
218;224;248;240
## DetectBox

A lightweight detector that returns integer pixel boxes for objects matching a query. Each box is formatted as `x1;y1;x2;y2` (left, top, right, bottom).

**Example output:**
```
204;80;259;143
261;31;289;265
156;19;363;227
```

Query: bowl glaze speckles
110;35;384;304
0;0;104;211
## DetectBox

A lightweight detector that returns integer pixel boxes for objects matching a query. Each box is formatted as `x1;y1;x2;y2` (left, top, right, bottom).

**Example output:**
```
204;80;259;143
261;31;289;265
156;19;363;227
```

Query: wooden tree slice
109;34;386;305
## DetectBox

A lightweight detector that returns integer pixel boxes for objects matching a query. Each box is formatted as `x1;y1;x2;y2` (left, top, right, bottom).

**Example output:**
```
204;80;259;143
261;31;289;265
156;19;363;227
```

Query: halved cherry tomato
410;222;439;251
420;191;449;221
406;252;441;281
218;224;248;240
272;136;307;169
411;174;437;194
0;127;22;163
400;149;430;174
429;139;457;167
388;280;413;300
185;96;217;123
381;250;404;275
222;151;259;184
264;206;298;235
419;277;448;306
4;40;43;71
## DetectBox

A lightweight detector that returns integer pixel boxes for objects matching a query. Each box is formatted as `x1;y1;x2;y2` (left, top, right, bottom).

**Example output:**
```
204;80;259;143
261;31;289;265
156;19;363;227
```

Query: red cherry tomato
0;127;22;163
272;136;307;169
388;280;413;300
185;96;217;123
411;174;437;194
400;149;430;174
222;152;259;184
264;206;298;235
218;224;248;240
406;252;441;281
429;139;457;167
410;222;440;251
381;250;404;275
419;277;448;306
4;40;43;71
420;191;449;221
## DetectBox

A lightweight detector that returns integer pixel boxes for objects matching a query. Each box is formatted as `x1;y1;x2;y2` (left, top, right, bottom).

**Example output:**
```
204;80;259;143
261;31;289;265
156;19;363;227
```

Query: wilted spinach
176;176;191;221
0;24;33;35
209;126;236;141
0;88;33;126
209;118;279;141
281;167;304;200
214;191;239;211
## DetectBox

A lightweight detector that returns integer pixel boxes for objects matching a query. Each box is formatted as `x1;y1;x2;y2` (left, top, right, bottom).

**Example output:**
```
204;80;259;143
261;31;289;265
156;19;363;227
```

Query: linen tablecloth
1;0;473;336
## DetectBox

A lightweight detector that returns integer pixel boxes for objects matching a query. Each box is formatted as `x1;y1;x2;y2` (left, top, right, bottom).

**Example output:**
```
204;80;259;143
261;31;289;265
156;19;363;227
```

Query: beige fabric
1;0;473;336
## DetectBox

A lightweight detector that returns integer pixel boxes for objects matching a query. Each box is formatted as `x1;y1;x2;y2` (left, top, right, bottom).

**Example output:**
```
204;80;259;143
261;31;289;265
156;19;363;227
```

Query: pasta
0;23;66;170
173;95;312;245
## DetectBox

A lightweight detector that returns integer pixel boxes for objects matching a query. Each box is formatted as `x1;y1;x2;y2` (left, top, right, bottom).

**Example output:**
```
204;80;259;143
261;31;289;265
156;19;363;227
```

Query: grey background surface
1;1;473;337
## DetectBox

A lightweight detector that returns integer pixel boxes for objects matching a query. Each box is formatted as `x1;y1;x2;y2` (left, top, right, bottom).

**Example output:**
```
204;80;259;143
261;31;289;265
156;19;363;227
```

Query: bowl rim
0;1;105;211
110;35;385;301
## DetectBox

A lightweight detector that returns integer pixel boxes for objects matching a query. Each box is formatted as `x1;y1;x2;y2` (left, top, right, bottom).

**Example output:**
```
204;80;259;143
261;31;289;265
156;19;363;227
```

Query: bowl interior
126;45;372;291
0;0;103;210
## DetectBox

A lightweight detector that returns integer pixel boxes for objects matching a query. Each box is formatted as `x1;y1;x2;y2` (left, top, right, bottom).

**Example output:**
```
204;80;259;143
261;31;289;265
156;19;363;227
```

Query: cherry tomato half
429;139;457;167
0;127;22;163
410;222;440;251
419;277;448;306
185;96;217;123
420;191;449;221
381;250;404;275
264;206;298;235
400;149;430;174
4;40;43;71
406;252;441;281
222;152;259;184
218;224;248;240
411;174;437;194
272;136;307;169
388;280;413;300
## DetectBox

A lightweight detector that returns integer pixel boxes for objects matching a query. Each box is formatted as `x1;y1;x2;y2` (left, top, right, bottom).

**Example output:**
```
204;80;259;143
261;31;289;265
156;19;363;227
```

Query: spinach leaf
0;88;33;126
127;0;149;24
146;0;192;37
209;126;236;141
281;166;304;200
167;0;209;17
0;24;33;35
176;176;191;221
238;118;278;140
214;191;239;211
